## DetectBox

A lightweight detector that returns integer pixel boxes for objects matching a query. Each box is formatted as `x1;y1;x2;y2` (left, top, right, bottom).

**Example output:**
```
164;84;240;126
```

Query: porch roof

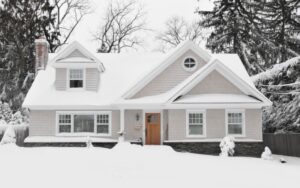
173;94;261;104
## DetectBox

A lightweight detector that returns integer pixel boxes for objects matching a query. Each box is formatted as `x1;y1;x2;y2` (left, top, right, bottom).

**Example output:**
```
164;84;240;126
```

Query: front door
145;113;161;145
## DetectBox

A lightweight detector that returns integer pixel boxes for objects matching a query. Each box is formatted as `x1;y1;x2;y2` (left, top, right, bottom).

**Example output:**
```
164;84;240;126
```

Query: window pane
70;69;83;79
59;115;71;123
97;114;109;124
97;125;109;134
189;124;203;135
228;124;242;134
59;125;71;133
228;113;242;124
70;80;83;88
184;58;196;68
147;114;159;123
74;115;94;133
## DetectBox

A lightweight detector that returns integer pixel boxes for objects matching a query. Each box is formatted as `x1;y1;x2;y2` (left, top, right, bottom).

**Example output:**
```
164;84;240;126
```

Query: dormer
50;41;105;91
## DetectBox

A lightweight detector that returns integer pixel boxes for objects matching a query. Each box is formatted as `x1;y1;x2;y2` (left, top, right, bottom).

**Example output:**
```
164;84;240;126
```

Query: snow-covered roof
23;52;164;109
173;94;261;104
23;41;270;109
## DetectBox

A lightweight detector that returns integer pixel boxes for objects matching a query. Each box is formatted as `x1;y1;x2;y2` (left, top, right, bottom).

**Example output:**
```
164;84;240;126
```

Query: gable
64;49;88;59
186;70;244;95
132;49;207;98
51;41;105;71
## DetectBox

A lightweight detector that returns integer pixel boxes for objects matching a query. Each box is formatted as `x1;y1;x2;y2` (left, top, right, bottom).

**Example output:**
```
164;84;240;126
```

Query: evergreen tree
256;0;300;64
198;0;300;75
0;0;58;110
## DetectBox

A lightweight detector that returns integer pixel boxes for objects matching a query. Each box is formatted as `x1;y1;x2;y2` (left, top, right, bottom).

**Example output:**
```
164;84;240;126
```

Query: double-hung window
226;110;245;136
69;69;84;88
58;114;71;133
57;112;111;135
96;114;109;134
186;110;206;137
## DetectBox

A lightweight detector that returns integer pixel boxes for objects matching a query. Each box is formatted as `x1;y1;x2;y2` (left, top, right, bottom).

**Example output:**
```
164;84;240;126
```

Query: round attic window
183;57;197;71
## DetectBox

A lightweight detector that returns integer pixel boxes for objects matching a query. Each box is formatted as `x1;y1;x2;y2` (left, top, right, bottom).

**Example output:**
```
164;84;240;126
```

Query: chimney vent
35;36;48;74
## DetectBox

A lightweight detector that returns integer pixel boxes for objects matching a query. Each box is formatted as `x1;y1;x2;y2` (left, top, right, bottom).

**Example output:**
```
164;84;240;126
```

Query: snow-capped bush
219;136;235;157
0;102;13;123
86;136;93;148
261;147;273;160
0;126;16;145
9;111;23;125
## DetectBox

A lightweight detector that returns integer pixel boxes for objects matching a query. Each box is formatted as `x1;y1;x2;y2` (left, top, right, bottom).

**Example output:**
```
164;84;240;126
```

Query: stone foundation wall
164;142;264;157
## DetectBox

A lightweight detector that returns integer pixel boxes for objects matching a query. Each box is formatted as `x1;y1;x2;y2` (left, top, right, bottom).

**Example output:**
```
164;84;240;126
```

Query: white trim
56;111;112;137
50;41;105;72
225;109;246;138
53;63;100;69
185;109;207;138
122;41;211;99
167;59;272;106
66;68;86;91
182;56;198;72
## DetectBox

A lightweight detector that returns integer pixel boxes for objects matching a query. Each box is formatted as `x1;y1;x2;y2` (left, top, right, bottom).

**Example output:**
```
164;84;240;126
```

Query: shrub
219;136;235;157
0;126;16;145
261;147;273;160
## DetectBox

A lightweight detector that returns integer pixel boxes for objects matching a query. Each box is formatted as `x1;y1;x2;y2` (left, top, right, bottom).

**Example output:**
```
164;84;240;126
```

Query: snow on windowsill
24;136;118;143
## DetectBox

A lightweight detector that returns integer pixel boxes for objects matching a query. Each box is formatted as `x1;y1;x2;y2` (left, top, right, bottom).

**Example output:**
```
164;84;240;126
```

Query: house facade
22;38;272;156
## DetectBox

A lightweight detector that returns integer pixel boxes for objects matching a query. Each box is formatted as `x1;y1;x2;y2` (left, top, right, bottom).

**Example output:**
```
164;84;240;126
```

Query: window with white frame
183;57;197;71
187;111;205;136
226;111;244;135
74;115;94;133
96;114;109;134
58;114;71;133
58;112;110;135
69;69;83;88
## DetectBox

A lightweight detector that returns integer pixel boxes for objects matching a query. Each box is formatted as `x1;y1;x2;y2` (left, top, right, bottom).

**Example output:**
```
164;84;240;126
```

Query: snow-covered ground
0;143;299;188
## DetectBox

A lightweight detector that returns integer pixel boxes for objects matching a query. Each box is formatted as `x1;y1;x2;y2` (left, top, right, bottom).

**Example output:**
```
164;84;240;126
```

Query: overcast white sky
69;0;214;52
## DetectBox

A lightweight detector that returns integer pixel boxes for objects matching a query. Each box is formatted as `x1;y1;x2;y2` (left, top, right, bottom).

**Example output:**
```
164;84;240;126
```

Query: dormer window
69;69;84;88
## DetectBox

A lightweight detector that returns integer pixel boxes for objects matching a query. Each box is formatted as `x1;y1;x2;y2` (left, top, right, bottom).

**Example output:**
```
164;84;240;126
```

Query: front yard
0;143;299;188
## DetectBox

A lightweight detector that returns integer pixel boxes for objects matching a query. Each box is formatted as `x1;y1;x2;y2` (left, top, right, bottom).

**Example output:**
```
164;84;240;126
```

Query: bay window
57;112;111;135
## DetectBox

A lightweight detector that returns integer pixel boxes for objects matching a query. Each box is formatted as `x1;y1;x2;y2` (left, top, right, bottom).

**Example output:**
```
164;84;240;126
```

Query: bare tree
94;0;147;53
156;16;204;52
46;0;91;52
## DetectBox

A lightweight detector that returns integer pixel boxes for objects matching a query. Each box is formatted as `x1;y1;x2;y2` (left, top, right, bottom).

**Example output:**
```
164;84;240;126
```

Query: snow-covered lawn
0;143;299;188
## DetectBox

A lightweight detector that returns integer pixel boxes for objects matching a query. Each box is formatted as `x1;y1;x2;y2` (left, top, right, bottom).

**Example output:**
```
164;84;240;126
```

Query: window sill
186;135;206;138
57;133;111;137
226;134;246;138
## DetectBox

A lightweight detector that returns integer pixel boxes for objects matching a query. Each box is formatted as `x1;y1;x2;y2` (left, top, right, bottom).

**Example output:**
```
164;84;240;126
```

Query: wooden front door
145;113;161;145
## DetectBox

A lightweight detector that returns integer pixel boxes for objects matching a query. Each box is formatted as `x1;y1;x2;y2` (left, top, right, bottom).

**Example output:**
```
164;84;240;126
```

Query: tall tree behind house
0;0;58;110
197;0;300;75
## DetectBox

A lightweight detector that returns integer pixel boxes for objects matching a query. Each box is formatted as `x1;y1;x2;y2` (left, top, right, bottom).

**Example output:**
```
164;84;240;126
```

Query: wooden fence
263;133;300;157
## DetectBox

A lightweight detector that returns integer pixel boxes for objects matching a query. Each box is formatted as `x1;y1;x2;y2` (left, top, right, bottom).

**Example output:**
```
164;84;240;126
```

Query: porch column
118;108;125;142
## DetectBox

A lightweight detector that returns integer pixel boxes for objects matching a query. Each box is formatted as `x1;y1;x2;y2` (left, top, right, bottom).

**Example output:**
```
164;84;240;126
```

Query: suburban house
22;38;272;156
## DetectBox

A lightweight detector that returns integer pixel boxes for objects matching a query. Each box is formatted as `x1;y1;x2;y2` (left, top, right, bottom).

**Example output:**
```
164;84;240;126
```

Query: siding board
168;109;262;140
133;50;206;98
55;68;67;90
86;68;100;91
187;70;243;95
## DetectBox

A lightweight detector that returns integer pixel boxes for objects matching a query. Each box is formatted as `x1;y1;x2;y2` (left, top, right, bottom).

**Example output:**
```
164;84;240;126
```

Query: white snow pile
0;144;299;188
252;56;300;82
219;136;235;156
0;125;16;145
261;146;273;160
